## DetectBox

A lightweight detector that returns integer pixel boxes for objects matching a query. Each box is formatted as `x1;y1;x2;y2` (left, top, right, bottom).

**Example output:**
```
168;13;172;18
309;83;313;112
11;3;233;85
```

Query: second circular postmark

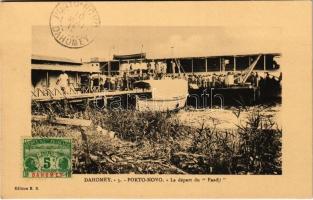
50;2;101;49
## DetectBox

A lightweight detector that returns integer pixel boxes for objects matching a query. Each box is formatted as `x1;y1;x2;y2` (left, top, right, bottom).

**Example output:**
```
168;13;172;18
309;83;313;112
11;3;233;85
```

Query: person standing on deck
249;72;255;86
254;72;260;87
56;70;69;95
208;74;212;88
110;76;116;91
161;62;167;75
203;76;208;88
171;60;176;74
227;72;234;87
88;73;94;92
123;72;128;90
155;62;160;76
212;74;216;88
99;74;106;91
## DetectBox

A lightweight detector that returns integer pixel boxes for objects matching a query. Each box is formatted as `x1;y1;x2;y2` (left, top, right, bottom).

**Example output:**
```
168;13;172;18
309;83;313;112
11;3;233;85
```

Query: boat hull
134;79;188;111
136;96;187;112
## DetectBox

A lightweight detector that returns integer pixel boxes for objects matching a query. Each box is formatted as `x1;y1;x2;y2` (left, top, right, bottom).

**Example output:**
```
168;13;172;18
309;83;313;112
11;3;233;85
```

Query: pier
32;89;152;103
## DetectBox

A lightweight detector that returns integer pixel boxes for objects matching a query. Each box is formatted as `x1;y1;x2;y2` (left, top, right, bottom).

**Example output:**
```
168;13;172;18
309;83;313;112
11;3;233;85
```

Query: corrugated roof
31;64;101;73
32;54;82;64
145;53;281;60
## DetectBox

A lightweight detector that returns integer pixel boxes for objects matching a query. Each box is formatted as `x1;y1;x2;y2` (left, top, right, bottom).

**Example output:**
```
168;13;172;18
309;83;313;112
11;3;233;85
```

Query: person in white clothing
56;71;69;95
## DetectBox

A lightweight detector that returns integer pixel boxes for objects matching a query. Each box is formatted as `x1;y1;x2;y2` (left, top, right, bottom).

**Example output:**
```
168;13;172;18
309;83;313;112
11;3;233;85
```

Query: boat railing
31;86;79;99
54;88;63;96
80;86;101;94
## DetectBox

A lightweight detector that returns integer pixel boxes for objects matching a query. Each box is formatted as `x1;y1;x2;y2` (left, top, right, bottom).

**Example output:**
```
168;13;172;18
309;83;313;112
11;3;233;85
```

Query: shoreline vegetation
32;105;282;175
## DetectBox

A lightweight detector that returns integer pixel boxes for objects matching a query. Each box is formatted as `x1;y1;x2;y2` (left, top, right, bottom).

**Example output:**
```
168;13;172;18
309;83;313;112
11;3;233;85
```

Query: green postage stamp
23;138;72;178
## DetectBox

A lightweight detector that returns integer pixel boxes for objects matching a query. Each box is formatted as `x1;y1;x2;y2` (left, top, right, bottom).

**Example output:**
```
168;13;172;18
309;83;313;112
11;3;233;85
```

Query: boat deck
32;86;258;104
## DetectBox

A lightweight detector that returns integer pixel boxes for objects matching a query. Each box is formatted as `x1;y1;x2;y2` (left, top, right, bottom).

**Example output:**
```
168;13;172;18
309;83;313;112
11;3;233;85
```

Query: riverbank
32;106;282;174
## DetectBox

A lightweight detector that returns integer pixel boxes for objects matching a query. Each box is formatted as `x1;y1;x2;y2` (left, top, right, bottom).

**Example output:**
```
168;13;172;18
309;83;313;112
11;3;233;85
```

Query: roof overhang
32;54;81;64
31;64;101;73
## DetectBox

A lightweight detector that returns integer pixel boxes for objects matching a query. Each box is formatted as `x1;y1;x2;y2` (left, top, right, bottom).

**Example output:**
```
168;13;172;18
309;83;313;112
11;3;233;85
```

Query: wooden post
31;115;92;127
233;56;236;71
263;54;266;71
205;58;208;73
219;57;222;72
108;61;111;76
222;58;225;72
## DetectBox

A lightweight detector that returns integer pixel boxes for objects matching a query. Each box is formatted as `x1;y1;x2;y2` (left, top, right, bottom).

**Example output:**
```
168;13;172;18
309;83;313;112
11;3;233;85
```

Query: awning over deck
113;53;146;60
31;64;101;73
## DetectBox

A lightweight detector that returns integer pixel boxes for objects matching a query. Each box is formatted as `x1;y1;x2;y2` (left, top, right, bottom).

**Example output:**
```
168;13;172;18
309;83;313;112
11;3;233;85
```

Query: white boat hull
136;96;187;112
134;79;188;111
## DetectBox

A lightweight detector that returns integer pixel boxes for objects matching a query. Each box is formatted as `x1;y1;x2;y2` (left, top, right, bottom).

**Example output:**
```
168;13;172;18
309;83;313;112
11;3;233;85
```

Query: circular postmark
50;2;101;48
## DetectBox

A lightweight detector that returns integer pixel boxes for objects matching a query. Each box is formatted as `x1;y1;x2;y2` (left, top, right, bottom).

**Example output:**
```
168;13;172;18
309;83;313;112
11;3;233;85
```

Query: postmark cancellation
49;2;101;48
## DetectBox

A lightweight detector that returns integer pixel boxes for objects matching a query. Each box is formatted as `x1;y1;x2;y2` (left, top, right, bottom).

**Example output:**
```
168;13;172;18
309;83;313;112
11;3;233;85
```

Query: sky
32;26;281;62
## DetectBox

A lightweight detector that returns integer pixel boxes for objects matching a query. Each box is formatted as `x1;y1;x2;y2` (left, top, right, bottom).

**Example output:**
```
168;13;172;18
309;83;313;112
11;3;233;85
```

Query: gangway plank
32;89;152;102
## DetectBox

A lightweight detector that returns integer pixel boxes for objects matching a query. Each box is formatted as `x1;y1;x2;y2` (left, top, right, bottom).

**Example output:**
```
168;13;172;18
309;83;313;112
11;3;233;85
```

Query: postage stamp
23;138;72;178
49;2;101;48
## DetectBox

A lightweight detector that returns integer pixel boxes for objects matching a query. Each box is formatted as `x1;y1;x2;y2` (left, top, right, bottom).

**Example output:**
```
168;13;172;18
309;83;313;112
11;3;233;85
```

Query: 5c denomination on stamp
23;138;72;178
49;2;101;48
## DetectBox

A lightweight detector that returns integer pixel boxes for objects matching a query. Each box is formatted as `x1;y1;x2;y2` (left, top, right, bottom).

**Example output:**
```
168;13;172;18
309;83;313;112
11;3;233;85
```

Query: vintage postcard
0;1;312;198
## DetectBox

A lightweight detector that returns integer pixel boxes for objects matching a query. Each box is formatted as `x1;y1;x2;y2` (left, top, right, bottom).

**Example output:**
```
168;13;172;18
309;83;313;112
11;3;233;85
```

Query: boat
134;79;188;111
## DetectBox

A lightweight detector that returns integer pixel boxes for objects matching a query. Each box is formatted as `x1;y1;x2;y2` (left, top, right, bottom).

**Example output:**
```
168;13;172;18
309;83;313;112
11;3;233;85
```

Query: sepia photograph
31;25;282;175
1;1;312;198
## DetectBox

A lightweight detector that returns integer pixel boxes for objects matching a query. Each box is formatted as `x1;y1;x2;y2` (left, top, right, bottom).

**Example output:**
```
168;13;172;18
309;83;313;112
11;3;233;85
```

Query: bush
235;107;282;174
171;107;282;175
85;109;189;143
31;105;282;174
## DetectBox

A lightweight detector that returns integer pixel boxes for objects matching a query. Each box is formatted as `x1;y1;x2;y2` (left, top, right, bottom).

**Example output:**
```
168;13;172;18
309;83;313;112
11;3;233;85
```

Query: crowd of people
82;69;282;93
185;71;281;89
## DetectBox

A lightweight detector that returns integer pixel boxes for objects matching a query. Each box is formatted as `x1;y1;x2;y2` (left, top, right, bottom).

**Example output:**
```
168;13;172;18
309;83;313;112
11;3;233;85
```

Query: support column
205;58;208;73
46;71;49;87
108;61;111;76
233;56;236;71
263;54;266;71
219;57;222;72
